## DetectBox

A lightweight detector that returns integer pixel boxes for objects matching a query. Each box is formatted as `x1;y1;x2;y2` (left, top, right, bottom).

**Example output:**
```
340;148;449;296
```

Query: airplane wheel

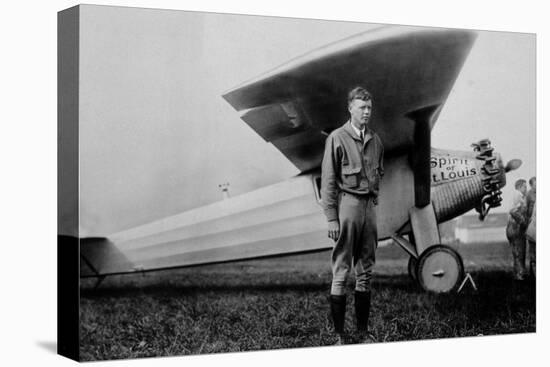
416;245;464;293
408;256;418;281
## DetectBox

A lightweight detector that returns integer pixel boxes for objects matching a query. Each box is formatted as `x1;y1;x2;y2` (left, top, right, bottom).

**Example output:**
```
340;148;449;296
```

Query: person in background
506;179;528;280
525;176;536;278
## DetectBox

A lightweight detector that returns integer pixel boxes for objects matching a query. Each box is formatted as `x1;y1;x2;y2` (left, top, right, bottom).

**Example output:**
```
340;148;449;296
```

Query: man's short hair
515;179;527;189
529;176;536;186
347;87;372;106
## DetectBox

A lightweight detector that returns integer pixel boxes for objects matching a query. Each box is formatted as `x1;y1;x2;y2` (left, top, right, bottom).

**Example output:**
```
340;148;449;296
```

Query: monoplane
78;26;521;293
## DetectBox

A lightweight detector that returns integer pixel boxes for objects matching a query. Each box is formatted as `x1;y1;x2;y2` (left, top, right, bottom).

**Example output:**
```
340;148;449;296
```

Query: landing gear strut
393;204;465;293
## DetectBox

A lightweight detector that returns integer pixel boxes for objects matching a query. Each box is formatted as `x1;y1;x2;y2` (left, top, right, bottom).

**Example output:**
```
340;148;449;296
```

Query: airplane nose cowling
431;140;515;223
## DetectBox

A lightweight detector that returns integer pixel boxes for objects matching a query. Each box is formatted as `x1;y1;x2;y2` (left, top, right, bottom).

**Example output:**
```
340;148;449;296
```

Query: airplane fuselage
81;146;508;277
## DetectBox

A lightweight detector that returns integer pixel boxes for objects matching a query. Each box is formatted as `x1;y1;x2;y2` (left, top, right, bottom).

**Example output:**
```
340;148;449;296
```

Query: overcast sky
75;5;535;237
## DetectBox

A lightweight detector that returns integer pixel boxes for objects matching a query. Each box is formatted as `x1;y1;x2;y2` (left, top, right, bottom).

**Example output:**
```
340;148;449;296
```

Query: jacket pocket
341;166;361;188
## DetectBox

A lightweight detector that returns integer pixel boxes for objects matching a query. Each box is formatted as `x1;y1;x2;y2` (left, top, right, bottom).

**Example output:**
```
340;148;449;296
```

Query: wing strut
406;104;440;208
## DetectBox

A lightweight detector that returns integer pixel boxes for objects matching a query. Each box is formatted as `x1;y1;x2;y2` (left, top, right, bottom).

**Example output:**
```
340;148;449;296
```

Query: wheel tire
416;244;464;293
407;256;418;281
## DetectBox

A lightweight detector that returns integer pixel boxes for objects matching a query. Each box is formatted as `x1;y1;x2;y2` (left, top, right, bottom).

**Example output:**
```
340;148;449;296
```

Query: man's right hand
328;221;340;241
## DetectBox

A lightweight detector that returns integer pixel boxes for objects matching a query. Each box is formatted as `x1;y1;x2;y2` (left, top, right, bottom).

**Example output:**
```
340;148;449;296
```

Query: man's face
531;178;536;191
348;98;372;128
520;183;527;196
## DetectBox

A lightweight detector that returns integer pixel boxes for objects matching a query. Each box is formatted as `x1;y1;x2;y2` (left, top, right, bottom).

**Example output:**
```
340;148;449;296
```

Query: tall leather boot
329;294;346;344
354;290;374;343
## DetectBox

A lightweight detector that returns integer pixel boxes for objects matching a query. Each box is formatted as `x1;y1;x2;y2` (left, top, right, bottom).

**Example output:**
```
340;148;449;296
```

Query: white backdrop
1;0;547;366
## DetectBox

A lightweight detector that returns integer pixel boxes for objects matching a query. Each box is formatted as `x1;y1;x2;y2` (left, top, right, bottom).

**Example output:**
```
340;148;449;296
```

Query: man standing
321;87;384;344
525;176;536;277
506;179;528;280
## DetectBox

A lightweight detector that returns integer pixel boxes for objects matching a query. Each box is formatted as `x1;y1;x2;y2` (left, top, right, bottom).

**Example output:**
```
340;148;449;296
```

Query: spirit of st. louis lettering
430;155;478;184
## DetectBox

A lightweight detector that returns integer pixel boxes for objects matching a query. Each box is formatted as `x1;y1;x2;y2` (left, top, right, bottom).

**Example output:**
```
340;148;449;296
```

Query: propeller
505;159;522;172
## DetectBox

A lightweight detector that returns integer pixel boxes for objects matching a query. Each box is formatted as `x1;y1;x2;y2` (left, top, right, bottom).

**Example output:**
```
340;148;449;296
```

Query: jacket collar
343;120;374;143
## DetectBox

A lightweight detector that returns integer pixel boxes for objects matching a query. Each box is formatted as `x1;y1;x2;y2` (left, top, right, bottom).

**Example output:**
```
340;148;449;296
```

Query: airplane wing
223;26;477;172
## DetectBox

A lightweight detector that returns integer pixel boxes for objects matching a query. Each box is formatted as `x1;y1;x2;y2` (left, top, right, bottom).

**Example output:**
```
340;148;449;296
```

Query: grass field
79;241;536;361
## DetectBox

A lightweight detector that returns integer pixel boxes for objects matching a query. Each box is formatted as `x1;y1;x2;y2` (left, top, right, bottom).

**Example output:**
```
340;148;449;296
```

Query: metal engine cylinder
430;141;504;223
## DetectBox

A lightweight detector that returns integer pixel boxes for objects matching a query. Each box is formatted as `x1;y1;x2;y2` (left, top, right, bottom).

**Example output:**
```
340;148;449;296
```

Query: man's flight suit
321;120;384;339
321;121;384;295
